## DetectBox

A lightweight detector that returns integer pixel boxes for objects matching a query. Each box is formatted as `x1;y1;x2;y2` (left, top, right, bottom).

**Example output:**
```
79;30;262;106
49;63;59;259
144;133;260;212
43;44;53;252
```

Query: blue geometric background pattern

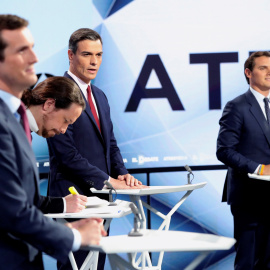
3;0;270;268
93;0;134;18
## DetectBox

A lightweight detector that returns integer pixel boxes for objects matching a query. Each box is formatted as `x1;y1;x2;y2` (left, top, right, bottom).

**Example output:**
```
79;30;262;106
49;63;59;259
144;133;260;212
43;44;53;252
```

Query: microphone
103;180;117;205
128;203;143;237
184;165;194;184
104;180;114;189
184;165;193;174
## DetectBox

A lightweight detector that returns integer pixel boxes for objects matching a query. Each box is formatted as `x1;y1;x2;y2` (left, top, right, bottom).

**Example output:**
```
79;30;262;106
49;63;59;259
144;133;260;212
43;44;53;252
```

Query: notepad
86;196;109;208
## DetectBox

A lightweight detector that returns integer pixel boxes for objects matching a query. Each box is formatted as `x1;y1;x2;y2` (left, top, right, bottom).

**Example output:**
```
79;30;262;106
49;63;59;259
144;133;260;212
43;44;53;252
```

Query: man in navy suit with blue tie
217;51;270;269
47;28;145;270
0;15;107;270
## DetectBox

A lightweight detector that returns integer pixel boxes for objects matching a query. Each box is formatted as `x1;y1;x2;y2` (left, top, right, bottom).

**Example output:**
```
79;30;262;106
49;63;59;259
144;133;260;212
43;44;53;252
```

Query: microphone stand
184;165;194;184
128;203;143;237
187;172;192;184
104;180;118;206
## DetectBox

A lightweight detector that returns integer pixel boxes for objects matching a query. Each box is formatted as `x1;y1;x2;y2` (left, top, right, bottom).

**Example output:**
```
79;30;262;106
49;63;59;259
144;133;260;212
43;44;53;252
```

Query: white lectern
86;230;235;270
90;182;207;269
45;199;132;270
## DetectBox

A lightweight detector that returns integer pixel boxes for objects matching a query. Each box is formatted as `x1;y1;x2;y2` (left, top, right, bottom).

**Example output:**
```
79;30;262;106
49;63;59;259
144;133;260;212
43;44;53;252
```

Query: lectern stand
86;229;235;270
45;199;132;270
90;182;207;269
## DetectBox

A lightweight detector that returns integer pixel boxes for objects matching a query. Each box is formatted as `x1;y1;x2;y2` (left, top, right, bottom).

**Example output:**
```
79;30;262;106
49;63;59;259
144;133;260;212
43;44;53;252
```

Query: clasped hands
110;174;147;189
66;218;107;246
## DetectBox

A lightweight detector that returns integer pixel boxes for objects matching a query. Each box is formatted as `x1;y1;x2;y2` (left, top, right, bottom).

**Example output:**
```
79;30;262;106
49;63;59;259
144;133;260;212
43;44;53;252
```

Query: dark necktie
264;97;270;125
87;85;101;132
17;101;32;144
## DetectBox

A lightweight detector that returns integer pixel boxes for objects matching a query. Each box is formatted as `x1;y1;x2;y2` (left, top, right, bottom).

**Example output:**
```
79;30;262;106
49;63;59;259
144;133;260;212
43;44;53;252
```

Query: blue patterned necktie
264;97;270;125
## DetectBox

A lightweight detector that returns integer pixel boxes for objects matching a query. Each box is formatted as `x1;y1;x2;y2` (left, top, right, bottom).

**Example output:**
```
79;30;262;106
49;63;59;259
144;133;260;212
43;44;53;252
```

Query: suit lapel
91;85;108;148
64;72;104;142
246;90;270;146
0;99;39;186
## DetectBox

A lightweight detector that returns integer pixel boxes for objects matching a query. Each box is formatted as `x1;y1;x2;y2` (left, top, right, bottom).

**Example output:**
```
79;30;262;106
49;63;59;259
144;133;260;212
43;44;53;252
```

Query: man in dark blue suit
22;76;89;213
0;14;106;270
47;28;145;270
217;51;270;269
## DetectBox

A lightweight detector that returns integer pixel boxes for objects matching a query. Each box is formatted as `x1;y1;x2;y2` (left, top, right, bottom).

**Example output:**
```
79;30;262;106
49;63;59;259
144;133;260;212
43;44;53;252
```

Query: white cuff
254;165;261;175
71;228;81;251
63;198;66;213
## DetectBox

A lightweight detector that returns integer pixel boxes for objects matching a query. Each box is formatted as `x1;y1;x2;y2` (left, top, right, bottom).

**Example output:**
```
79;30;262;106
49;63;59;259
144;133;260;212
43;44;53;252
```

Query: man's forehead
254;56;270;66
77;39;102;51
64;103;82;114
59;105;81;123
2;27;34;48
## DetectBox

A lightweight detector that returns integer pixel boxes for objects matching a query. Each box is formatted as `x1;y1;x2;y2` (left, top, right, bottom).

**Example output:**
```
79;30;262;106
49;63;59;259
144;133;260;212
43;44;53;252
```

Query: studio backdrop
3;0;270;268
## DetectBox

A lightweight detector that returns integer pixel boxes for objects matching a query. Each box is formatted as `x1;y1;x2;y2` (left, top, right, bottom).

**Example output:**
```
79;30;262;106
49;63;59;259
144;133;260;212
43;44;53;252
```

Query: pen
69;186;79;195
69;186;87;209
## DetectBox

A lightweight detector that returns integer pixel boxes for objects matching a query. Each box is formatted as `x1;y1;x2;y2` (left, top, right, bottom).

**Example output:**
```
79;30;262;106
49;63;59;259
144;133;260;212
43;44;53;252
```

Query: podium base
128;229;144;237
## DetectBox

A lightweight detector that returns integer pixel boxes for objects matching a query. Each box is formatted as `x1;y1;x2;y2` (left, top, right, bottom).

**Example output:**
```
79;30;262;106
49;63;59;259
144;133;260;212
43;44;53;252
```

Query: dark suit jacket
217;90;270;206
47;72;128;197
0;98;73;269
39;194;63;213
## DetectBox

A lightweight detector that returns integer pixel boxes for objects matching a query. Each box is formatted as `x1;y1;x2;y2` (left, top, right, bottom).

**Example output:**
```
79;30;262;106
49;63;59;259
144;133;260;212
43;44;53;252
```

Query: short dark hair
244;51;270;84
0;14;28;61
69;28;102;54
22;77;85;110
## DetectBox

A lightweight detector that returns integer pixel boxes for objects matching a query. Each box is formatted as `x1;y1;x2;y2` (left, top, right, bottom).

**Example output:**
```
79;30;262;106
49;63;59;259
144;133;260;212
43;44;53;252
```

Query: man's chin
41;131;53;138
26;76;38;89
46;133;57;138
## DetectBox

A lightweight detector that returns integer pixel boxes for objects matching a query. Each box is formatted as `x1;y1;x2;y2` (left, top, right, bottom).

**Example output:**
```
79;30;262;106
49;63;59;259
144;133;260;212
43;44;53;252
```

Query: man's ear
43;98;56;113
245;68;251;79
68;49;74;62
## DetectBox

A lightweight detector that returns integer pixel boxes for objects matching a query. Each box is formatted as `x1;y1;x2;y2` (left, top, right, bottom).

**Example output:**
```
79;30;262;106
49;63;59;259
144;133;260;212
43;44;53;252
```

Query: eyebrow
81;51;103;55
16;45;29;52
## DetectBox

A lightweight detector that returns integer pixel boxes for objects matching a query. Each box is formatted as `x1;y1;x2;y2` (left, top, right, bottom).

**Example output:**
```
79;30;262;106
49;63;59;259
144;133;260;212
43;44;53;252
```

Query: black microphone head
104;180;114;189
184;165;192;173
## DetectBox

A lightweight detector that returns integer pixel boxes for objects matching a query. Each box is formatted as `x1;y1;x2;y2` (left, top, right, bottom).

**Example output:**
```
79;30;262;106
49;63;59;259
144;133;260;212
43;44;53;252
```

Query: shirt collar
0;89;21;114
250;86;270;101
26;108;39;133
67;70;91;97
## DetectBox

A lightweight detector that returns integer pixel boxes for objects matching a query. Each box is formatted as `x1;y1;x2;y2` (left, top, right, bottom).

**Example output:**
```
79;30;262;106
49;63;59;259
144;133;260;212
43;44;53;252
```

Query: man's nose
90;55;97;65
60;127;67;134
29;48;38;64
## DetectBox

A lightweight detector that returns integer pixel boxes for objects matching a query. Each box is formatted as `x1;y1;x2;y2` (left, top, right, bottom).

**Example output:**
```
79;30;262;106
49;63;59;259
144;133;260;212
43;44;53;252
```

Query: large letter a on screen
125;55;184;112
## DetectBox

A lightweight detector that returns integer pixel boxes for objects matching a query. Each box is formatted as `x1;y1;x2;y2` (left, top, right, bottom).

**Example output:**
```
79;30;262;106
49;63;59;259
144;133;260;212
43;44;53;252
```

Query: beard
40;114;59;138
41;129;50;138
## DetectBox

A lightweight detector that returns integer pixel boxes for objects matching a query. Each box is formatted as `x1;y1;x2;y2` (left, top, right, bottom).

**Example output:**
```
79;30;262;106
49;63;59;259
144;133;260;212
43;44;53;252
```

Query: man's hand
117;174;142;187
64;194;88;213
110;177;147;189
263;164;270;175
67;218;107;246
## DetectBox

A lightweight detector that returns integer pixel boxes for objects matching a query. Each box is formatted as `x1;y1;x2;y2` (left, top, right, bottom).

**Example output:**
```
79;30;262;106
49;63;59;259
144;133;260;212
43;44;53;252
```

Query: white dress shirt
67;70;99;118
0;89;21;115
